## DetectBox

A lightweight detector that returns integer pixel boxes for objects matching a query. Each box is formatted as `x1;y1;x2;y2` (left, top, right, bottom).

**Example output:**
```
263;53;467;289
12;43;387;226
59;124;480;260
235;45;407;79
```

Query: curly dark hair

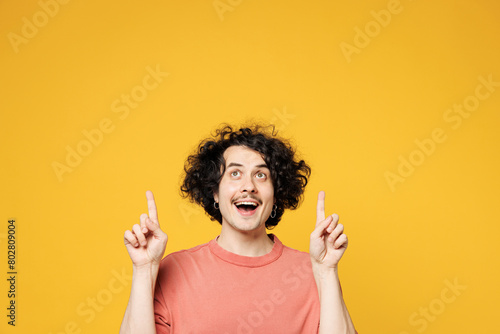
180;123;311;229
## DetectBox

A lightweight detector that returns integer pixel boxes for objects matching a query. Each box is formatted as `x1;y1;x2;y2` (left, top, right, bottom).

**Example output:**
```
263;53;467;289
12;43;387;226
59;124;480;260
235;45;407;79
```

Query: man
120;125;357;333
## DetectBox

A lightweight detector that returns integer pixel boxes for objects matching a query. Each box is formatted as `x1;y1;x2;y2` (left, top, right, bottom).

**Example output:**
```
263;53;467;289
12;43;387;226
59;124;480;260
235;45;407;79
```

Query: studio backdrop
1;0;499;333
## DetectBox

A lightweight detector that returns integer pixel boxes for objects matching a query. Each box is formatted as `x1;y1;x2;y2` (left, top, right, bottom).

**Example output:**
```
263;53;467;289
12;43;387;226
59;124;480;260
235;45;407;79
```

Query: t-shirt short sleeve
153;266;171;334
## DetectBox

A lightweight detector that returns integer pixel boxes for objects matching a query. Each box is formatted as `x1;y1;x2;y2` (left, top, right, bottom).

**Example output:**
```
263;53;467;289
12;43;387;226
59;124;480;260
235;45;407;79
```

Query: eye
230;170;240;177
256;172;266;179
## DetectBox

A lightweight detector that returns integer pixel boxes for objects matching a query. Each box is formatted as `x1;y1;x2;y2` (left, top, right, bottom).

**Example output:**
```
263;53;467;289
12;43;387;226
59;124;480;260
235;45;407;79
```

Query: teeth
235;201;258;206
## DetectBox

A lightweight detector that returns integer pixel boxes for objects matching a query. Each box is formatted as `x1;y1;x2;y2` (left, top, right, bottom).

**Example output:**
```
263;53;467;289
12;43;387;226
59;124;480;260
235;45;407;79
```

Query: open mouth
234;201;259;216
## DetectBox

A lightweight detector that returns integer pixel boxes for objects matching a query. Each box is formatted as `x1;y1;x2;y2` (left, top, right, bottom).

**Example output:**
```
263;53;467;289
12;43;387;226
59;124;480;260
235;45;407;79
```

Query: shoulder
282;244;309;256
272;235;312;267
168;241;210;257
281;244;312;264
273;234;310;259
159;241;211;269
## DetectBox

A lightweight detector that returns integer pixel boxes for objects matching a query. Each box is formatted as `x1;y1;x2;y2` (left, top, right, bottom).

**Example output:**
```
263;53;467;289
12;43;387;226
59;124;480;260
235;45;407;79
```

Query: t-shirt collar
208;233;284;267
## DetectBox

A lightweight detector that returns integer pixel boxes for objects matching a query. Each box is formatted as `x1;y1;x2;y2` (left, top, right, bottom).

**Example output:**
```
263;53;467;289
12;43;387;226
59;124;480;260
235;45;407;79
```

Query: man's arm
120;263;160;333
310;191;356;334
120;191;168;334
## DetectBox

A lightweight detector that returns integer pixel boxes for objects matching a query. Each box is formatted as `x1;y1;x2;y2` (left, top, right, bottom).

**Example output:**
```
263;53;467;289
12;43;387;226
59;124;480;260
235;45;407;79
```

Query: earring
270;205;277;219
214;201;219;210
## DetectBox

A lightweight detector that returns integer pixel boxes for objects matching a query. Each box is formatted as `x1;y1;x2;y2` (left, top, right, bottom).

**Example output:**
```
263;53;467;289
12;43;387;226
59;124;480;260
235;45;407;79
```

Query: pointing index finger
316;191;326;226
146;190;159;225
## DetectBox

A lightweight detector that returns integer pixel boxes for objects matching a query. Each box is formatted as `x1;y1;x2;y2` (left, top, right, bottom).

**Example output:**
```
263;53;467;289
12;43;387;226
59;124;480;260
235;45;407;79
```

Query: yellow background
1;0;499;333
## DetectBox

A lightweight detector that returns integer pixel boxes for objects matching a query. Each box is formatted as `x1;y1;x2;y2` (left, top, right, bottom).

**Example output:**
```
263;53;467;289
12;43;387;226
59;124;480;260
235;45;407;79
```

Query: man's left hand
309;191;348;270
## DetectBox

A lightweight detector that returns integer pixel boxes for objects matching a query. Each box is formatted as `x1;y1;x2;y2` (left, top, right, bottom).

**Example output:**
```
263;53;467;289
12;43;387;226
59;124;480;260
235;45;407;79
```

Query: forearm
120;264;160;334
313;266;356;334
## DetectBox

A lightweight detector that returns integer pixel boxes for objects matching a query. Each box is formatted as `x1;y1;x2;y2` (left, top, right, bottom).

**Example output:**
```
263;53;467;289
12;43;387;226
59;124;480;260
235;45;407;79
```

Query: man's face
214;145;275;233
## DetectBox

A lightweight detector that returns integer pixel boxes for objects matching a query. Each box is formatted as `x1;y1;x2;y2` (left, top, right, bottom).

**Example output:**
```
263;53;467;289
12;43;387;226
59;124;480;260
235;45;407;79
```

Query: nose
240;175;256;193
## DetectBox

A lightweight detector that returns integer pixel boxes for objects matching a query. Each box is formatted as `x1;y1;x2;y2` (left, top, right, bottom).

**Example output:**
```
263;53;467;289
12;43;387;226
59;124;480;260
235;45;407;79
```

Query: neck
217;224;274;257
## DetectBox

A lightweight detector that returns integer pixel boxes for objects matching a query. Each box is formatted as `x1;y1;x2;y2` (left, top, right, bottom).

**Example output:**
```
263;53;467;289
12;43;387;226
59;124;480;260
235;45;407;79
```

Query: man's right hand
124;190;168;268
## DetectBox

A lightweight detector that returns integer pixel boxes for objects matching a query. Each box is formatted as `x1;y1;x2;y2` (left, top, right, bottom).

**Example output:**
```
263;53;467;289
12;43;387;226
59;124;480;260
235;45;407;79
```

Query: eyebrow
227;162;269;169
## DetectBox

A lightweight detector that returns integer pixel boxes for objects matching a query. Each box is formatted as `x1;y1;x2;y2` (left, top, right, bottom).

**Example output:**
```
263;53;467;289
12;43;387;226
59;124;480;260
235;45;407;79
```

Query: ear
214;192;219;203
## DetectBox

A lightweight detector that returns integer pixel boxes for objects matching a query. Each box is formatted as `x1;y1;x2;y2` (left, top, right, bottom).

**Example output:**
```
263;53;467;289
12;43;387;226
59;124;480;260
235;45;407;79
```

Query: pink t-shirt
154;234;320;334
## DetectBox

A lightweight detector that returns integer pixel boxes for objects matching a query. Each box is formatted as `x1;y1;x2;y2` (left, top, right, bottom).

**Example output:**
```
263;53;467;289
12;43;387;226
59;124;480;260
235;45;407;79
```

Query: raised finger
132;224;147;246
140;213;148;233
146;190;159;225
316;191;326;226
